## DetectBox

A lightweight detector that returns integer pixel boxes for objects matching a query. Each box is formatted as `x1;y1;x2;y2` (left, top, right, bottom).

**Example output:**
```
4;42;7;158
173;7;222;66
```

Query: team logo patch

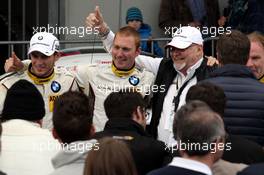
129;76;140;86
51;81;61;92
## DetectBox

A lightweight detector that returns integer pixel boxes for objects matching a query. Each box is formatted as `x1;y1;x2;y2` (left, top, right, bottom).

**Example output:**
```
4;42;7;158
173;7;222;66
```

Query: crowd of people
0;1;264;175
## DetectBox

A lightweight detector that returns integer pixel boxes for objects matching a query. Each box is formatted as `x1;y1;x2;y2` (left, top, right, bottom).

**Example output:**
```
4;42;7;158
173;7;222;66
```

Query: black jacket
94;118;172;175
149;57;216;138
147;165;207;175
223;135;264;164
205;64;264;145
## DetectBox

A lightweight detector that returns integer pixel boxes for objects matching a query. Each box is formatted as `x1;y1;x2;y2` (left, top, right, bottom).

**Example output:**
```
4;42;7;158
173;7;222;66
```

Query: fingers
4;57;15;72
205;55;219;66
86;13;99;27
95;6;102;20
4;52;23;72
85;6;103;28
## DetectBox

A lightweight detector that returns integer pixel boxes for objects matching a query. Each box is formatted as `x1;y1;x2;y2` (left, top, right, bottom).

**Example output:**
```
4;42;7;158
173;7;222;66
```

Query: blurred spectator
84;137;138;175
158;0;220;56
94;89;172;175
204;30;264;145
219;0;264;34
50;91;96;175
0;80;59;175
246;32;264;82
186;82;264;164
126;7;163;57
159;0;220;32
147;101;226;175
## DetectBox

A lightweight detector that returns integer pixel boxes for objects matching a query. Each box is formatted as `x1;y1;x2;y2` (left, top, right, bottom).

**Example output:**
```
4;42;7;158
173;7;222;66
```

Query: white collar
169;157;212;175
176;57;203;78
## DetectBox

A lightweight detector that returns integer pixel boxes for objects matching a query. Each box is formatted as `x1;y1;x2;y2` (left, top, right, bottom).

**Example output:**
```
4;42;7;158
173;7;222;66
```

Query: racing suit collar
111;62;135;77
27;63;55;85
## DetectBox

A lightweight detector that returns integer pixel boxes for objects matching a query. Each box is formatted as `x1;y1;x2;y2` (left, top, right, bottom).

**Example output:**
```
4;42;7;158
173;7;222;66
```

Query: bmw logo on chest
51;81;61;93
129;76;140;86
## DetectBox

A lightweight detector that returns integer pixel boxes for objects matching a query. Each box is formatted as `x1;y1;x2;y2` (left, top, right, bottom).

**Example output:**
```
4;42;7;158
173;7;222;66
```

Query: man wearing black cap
0;80;59;175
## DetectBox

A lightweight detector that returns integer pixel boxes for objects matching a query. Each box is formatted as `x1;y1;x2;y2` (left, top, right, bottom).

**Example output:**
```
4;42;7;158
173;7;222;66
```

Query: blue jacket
138;23;163;57
205;64;264;145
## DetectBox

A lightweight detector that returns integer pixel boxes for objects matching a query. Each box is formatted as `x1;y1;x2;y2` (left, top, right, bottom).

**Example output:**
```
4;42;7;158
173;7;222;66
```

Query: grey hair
173;100;226;156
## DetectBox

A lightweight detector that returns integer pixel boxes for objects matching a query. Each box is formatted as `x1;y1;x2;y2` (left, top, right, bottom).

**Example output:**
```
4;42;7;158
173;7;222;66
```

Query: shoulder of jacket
54;67;76;79
0;72;25;84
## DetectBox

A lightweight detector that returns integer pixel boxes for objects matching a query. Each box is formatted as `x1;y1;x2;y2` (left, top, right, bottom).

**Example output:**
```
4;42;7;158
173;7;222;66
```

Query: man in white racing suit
0;32;81;130
4;28;155;132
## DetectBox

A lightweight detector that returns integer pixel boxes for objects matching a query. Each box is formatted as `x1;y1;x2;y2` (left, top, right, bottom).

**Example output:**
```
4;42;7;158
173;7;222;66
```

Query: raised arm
85;6;162;75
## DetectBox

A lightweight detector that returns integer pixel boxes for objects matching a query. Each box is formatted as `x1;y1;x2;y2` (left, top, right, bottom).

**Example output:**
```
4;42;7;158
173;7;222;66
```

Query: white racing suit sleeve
102;30;162;76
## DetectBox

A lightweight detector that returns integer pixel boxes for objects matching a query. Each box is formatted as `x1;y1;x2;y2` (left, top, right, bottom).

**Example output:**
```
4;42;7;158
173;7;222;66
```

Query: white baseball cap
166;26;203;49
28;32;60;56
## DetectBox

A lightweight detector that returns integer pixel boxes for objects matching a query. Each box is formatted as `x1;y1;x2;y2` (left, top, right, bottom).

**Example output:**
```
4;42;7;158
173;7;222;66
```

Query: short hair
186;82;226;117
53;91;93;144
104;89;146;119
84;137;137;175
248;31;264;48
114;26;141;49
217;30;250;65
173;101;226;156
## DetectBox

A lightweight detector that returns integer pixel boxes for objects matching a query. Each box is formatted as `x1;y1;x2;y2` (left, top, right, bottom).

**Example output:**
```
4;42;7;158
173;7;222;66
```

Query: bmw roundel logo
51;81;61;93
129;76;140;86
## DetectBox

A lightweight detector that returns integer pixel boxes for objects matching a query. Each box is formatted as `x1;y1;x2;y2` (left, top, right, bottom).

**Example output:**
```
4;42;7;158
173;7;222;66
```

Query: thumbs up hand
85;6;109;35
4;52;24;72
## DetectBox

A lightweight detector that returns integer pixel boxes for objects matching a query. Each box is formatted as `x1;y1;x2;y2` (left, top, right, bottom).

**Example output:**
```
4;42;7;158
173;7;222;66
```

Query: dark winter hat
1;79;45;121
126;7;143;24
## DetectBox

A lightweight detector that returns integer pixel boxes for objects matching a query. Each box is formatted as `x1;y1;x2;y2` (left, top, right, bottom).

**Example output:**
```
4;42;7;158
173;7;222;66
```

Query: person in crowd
0;32;81;130
0;79;59;175
147;101;226;175
126;7;163;57
158;0;220;56
86;6;217;146
204;30;264;145
84;137;138;175
218;0;264;34
246;32;264;82
94;89;172;175
158;0;220;31
4;27;154;132
186;82;264;164
50;91;96;175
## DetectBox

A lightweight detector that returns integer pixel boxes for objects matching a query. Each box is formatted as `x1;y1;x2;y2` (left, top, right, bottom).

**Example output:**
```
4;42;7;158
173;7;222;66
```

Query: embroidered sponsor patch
51;81;61;92
129;76;140;86
49;95;59;112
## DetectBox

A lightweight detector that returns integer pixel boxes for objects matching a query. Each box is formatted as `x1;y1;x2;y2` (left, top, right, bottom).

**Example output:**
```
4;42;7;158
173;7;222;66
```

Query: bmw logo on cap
129;76;140;86
51;81;61;93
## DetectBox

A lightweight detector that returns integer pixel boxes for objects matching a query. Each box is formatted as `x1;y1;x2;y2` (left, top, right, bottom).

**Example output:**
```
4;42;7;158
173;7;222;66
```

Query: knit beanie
126;7;143;24
1;79;45;121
